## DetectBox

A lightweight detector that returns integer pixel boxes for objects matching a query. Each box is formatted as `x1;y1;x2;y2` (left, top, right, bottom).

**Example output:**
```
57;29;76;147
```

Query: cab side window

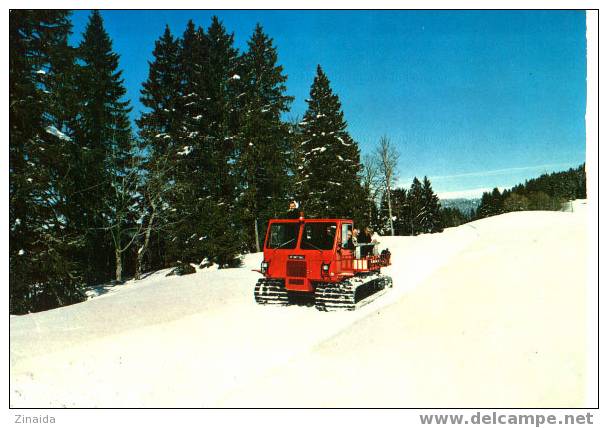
341;223;353;247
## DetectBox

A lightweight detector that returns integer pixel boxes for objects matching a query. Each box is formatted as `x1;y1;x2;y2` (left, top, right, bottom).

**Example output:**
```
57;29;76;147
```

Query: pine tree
419;176;443;233
138;25;181;158
378;191;390;235
238;23;294;251
379;187;405;235
168;17;244;267
135;25;182;274
576;164;586;199
503;192;529;211
440;207;468;228
401;188;418;236
476;191;492;219
296;65;363;219
490;188;504;216
201;17;246;265
285;115;304;203
158;20;210;265
205;17;240;196
391;188;408;235
476;187;503;219
407;177;424;235
10;10;85;313
75;10;133;282
77;10;132;169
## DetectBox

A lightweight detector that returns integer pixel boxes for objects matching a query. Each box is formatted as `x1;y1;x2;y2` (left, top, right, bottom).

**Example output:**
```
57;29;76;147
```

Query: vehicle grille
286;260;307;277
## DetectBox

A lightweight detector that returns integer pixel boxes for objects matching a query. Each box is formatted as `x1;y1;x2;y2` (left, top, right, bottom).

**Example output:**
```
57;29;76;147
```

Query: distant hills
439;197;481;215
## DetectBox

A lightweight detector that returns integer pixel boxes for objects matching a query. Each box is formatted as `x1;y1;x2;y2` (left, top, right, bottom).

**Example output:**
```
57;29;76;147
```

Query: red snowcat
254;213;392;311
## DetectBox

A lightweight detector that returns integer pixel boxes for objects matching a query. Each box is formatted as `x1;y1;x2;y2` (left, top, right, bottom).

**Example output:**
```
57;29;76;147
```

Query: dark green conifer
75;10;133;282
238;24;294;251
10;10;85;313
296;65;364;220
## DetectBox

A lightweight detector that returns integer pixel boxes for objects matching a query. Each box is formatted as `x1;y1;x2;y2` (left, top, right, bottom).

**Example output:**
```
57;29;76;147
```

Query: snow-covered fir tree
391;188;408;235
75;10;134;283
419;176;443;233
378;178;442;236
160;20;211;264
407;177;423;235
138;25;181;158
476;187;505;219
200;17;247;266
166;17;245;267
9;10;85;313
296;65;364;220
135;25;182;275
379;187;405;235
237;23;294;251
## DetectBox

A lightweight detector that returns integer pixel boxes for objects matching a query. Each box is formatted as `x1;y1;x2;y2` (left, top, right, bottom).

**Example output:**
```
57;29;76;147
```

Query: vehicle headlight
321;263;330;274
261;261;269;273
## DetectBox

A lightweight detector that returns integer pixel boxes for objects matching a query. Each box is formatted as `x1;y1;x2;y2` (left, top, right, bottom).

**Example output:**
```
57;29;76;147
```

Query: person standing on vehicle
359;226;372;257
285;200;300;219
352;228;360;245
343;229;356;251
370;228;381;256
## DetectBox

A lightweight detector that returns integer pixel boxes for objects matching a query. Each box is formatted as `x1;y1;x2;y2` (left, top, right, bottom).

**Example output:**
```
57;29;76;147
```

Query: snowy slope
10;201;588;407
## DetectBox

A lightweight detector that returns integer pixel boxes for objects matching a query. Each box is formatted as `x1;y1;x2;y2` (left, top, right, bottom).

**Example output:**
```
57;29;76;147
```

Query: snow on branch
177;146;193;156
45;126;71;141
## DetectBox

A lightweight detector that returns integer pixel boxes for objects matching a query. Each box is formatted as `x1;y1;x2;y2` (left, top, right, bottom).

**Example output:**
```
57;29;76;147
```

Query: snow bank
10;202;588;407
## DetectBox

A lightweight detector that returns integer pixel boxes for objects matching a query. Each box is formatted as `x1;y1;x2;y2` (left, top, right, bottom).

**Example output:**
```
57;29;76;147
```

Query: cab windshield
266;223;300;249
300;222;337;250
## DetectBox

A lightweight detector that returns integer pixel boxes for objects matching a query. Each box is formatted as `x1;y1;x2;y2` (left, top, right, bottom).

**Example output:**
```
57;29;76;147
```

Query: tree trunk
115;248;122;283
254;217;261;253
135;208;156;280
386;184;395;236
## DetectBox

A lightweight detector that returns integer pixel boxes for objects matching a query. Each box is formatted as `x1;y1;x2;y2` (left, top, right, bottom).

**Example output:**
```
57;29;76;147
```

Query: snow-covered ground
10;201;588;407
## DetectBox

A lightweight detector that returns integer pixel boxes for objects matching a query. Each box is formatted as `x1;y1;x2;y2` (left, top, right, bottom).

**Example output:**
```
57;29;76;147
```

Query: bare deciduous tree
361;154;382;225
133;151;183;280
104;140;179;283
133;157;167;280
376;135;399;236
104;146;145;283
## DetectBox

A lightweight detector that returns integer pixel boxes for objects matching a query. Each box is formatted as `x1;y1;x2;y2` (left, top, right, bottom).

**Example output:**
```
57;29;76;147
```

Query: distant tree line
475;164;586;219
439;206;473;229
373;176;443;236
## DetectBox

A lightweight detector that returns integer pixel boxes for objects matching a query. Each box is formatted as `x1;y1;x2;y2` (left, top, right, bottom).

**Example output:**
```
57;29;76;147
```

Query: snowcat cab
254;214;392;311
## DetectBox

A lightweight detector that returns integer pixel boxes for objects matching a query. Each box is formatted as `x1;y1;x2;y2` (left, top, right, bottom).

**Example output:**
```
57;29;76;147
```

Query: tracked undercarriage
254;273;393;311
254;278;289;306
314;272;393;311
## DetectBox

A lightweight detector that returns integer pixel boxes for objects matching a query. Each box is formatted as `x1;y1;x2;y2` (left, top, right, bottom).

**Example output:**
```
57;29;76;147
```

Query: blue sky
70;10;587;197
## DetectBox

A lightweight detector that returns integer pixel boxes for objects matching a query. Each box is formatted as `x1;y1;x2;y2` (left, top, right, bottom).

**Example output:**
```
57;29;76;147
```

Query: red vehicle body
256;215;391;311
260;217;389;291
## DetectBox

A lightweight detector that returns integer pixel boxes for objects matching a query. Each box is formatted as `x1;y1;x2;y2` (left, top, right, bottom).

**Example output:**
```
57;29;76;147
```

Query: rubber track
254;278;289;306
314;274;393;312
